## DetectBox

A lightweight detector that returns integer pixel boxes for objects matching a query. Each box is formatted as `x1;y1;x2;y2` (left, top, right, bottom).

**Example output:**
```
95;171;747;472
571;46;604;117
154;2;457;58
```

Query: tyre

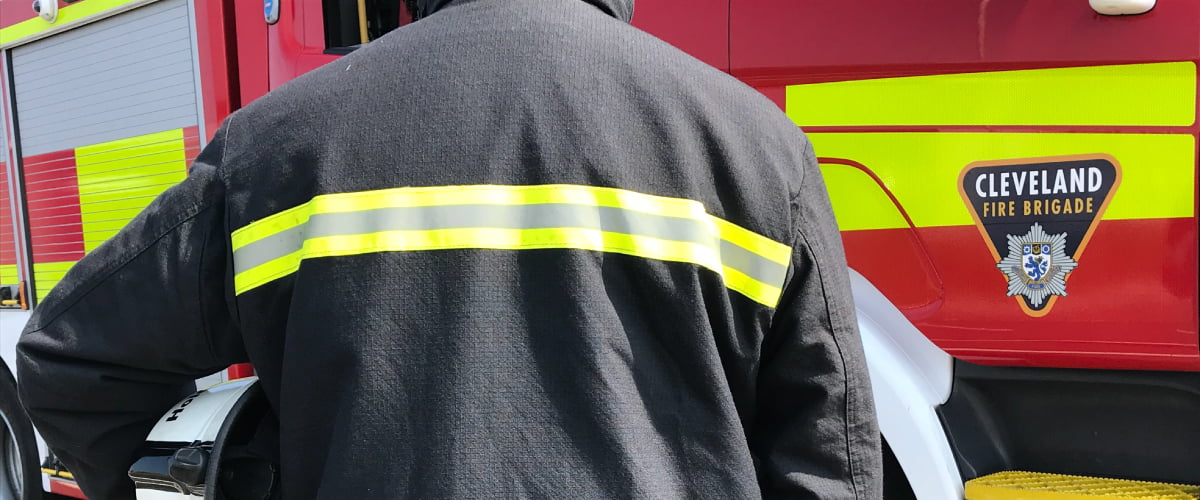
0;358;41;500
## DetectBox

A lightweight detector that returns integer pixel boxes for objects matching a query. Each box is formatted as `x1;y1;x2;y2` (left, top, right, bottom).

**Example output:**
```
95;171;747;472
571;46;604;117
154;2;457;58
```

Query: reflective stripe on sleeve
231;184;793;307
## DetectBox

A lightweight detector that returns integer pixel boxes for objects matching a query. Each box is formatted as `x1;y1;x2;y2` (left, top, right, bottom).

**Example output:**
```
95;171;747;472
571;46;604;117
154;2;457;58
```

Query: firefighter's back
222;0;814;496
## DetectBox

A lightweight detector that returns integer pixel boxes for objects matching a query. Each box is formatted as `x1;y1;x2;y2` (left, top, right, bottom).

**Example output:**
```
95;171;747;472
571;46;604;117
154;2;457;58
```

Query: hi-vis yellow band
0;0;151;48
76;129;190;253
231;185;793;306
787;62;1196;127
807;132;1195;229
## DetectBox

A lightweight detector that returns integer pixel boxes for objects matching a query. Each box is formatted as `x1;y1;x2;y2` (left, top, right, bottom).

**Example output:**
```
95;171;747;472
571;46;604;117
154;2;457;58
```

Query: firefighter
17;0;882;497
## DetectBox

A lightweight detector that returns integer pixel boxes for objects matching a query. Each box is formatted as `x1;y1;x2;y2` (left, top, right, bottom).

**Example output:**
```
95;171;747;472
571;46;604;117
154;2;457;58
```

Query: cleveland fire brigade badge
995;223;1077;308
959;154;1121;317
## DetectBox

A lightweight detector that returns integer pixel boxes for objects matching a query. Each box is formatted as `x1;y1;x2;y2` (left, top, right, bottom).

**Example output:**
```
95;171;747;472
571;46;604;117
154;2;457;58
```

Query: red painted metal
0;162;13;268
729;0;1200;85
730;1;981;85
268;0;339;89
0;53;28;283
731;0;1199;371
227;363;254;379
978;0;1200;65
234;0;271;105
49;478;86;499
268;0;733;88
843;217;1200;371
630;0;728;72
0;0;41;30
193;0;235;143
20;151;84;262
820;157;944;316
183;126;201;154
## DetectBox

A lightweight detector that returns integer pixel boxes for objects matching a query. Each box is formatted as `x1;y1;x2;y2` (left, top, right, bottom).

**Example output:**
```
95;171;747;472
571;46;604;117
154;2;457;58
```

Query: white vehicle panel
851;270;963;500
0;311;31;375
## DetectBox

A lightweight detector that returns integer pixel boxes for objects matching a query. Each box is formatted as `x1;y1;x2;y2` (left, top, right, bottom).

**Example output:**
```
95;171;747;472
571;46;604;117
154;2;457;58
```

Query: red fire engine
0;0;1196;498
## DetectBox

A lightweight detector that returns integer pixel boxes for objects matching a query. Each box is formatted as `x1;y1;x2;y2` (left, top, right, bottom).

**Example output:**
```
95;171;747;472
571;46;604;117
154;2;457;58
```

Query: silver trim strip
0;50;32;287
185;0;207;147
232;203;790;288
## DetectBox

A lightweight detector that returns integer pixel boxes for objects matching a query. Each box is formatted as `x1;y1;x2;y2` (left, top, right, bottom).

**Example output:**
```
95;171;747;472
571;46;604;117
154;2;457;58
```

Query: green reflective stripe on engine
231;184;792;306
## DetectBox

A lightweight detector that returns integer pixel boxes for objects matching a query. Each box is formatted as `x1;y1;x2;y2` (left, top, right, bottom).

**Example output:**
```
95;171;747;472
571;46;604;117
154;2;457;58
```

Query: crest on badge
995;223;1076;308
958;154;1121;317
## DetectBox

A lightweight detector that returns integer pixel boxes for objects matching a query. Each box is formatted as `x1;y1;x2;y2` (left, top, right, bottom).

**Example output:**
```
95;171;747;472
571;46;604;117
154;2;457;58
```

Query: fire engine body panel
733;1;1199;372
0;0;1196;498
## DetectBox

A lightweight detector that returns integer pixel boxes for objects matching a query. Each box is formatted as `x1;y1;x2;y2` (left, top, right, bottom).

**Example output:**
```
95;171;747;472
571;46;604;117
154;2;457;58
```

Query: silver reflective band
232;203;788;288
230;185;792;306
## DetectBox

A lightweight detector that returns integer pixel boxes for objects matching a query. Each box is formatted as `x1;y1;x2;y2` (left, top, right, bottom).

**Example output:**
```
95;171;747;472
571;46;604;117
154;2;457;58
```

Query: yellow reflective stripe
819;163;910;231
76;129;189;253
230;202;311;251
232;184;712;250
238;228;719;294
721;266;783;309
232;185;792;307
787;62;1196;127
711;218;792;266
0;0;148;47
808;132;1195;228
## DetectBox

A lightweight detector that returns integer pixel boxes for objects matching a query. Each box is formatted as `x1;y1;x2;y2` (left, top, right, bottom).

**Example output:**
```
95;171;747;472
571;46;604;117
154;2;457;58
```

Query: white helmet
129;378;276;499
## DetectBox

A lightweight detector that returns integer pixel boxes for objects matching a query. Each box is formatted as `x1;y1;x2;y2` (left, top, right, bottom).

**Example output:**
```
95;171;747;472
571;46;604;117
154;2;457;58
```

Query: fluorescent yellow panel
76;160;188;188
0;264;18;284
76;129;188;253
79;208;148;227
79;219;137;234
807;132;1195;227
33;261;79;301
74;129;186;167
819;163;910;231
78;197;163;217
0;0;146;46
788;62;1196;127
78;182;179;207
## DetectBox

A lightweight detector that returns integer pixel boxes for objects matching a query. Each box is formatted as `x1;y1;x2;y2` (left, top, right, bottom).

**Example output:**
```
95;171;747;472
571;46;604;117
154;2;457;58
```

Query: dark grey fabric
18;0;881;498
415;0;633;21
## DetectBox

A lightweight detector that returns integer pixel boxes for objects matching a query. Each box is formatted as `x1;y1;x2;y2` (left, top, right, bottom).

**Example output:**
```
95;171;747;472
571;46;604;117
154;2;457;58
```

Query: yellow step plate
966;472;1200;500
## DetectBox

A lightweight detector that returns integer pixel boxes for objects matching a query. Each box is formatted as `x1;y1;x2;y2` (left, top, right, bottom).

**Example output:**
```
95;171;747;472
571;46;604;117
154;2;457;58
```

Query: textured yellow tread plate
966;471;1200;500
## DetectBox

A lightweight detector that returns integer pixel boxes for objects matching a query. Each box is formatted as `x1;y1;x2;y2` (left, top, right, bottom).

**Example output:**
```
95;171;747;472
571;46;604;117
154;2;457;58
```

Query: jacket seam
770;139;817;331
795;226;863;500
786;140;815;206
216;115;236;184
214;116;242;324
195;200;220;364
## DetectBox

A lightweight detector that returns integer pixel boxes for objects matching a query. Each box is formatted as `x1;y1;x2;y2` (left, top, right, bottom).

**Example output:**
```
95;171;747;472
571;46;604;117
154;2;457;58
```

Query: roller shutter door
10;0;202;300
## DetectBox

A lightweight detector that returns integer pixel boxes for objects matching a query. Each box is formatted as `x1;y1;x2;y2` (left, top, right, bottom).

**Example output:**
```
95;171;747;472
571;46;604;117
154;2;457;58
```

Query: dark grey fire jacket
17;0;881;498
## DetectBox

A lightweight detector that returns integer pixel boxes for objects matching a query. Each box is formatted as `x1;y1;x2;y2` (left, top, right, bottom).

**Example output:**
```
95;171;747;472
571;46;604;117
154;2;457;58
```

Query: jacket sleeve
16;126;247;500
751;141;883;499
